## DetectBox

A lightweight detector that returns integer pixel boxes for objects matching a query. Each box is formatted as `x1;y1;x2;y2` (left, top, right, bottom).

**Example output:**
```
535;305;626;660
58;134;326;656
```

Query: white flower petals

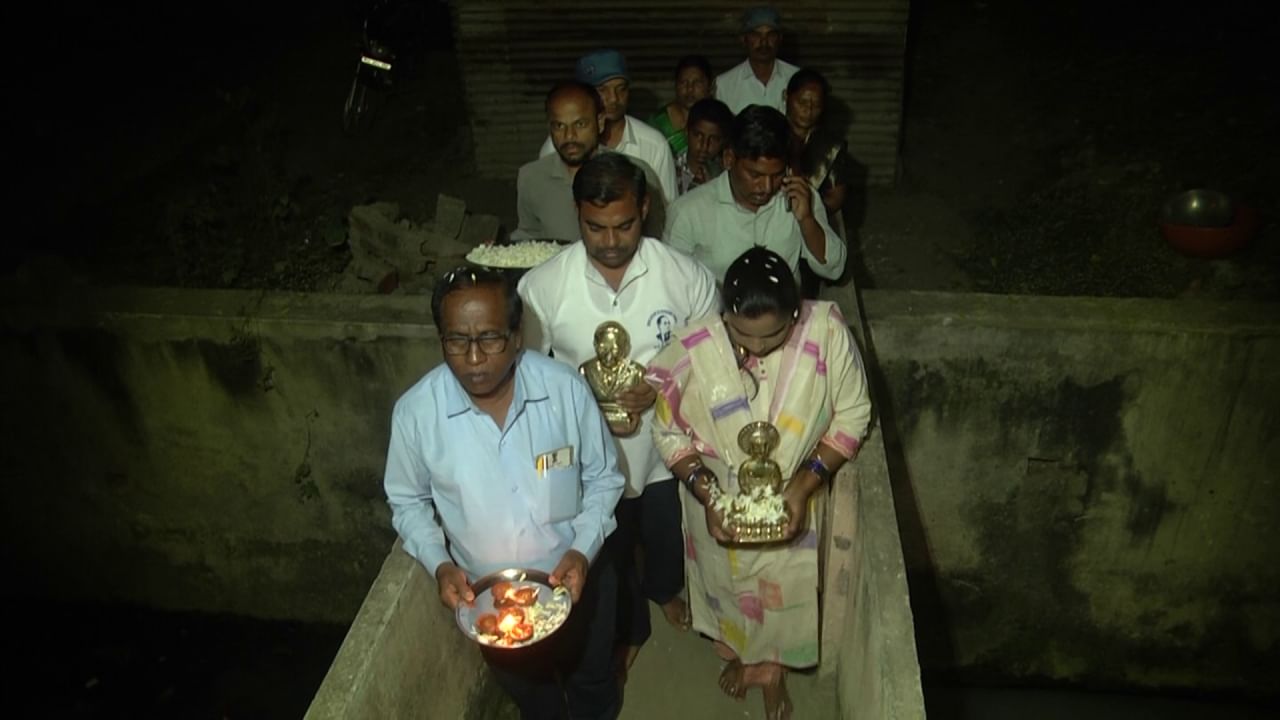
466;242;563;269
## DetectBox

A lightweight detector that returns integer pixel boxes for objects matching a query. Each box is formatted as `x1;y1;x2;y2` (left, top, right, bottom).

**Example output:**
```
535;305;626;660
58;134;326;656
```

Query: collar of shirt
712;171;786;218
615;116;641;154
713;171;736;206
579;238;652;296
545;152;571;182
441;351;550;422
737;58;777;83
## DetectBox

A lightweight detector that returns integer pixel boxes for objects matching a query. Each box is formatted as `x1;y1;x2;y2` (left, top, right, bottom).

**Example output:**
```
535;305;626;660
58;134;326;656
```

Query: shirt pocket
539;467;581;524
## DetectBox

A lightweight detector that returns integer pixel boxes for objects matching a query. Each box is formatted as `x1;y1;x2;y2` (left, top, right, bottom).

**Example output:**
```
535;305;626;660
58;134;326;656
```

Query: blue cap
741;6;782;32
575;49;629;86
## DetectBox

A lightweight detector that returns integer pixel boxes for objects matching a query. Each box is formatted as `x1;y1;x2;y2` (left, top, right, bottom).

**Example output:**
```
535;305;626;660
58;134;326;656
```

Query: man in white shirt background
518;153;718;680
540;49;679;205
715;6;799;114
665;105;846;284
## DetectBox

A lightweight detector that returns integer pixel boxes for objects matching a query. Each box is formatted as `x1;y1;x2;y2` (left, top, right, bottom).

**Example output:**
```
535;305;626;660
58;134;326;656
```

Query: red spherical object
1159;191;1259;259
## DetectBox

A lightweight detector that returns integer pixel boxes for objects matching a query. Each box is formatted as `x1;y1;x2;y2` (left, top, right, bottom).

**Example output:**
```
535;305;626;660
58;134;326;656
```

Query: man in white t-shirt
715;6;798;114
539;49;678;204
518;153;718;679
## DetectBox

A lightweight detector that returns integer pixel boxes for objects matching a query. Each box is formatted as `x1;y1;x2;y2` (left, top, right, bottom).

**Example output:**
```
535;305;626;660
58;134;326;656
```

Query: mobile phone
785;167;794;212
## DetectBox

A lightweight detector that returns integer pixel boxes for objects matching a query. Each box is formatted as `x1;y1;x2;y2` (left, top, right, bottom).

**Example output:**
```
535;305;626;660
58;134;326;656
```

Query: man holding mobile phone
665;105;845;284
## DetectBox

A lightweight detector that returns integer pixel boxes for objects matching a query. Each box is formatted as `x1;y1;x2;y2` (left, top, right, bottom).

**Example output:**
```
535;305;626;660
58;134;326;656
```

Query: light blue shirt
384;350;624;580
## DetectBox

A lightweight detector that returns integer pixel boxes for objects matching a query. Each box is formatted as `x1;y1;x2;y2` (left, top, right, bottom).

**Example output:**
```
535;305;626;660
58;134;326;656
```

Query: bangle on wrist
682;465;706;493
805;456;832;484
683;465;717;499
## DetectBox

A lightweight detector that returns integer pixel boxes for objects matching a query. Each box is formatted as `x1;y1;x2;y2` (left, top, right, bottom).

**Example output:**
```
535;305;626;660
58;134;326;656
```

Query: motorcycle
342;0;427;134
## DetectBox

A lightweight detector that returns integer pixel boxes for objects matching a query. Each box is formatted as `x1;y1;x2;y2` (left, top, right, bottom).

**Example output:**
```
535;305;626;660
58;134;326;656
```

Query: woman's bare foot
718;659;748;700
741;661;775;688
712;640;737;662
661;597;691;631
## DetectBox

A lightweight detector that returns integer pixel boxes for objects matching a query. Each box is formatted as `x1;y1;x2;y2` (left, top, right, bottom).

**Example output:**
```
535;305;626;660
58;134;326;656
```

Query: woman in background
784;68;850;235
650;55;715;157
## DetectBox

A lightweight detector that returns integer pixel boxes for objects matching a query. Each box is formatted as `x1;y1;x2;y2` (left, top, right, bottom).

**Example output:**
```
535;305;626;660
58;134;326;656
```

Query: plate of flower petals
465;241;564;269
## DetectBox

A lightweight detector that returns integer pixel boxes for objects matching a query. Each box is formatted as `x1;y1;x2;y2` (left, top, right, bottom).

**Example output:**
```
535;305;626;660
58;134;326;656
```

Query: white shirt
715;58;799;114
518;238;719;497
665;171;846;283
540;116;679;205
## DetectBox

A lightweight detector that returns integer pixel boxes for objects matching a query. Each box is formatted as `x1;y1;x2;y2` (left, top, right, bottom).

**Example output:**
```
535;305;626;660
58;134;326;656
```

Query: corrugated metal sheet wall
452;0;909;187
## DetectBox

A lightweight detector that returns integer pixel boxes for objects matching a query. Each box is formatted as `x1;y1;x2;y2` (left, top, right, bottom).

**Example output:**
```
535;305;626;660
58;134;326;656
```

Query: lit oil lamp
493;582;539;609
494;607;533;643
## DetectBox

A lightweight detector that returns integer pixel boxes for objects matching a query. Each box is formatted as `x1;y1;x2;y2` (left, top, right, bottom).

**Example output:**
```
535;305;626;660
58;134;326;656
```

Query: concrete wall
863;290;1280;693
0;286;443;623
303;540;503;720
9;282;1272;696
832;426;927;719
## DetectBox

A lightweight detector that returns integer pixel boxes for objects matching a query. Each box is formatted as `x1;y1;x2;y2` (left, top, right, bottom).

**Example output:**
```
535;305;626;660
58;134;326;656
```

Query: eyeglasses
442;332;511;356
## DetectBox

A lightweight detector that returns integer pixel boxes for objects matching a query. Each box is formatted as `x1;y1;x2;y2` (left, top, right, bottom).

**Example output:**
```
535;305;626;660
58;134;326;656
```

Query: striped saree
645;300;871;667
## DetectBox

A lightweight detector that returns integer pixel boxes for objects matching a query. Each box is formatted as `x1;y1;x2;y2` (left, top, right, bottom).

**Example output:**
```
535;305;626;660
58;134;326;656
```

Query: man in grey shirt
513;82;666;242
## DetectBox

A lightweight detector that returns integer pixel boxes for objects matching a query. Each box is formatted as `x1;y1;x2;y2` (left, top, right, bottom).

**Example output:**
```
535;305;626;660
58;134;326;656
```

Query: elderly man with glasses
383;267;626;720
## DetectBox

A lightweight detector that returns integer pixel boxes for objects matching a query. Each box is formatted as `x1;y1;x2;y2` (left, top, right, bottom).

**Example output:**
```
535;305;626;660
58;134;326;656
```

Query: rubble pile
333;194;501;294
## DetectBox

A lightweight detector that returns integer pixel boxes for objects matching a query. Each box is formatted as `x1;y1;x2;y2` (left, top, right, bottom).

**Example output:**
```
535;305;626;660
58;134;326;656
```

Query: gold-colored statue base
601;404;633;425
601;404;639;436
726;513;791;544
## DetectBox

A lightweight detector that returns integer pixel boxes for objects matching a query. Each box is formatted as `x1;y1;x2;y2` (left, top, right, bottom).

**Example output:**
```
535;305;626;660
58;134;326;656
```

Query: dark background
4;0;1278;716
8;0;1279;297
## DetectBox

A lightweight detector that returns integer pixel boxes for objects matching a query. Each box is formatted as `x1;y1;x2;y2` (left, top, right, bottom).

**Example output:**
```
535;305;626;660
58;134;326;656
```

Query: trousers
481;555;620;720
609;478;684;647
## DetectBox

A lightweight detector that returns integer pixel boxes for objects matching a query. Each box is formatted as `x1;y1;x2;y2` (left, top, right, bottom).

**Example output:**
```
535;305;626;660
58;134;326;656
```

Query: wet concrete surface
924;684;1276;720
7;598;345;719
8;598;1275;718
617;603;1277;719
620;609;838;719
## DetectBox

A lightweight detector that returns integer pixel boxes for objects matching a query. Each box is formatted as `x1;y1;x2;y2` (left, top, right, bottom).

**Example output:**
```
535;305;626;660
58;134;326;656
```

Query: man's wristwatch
805;456;833;484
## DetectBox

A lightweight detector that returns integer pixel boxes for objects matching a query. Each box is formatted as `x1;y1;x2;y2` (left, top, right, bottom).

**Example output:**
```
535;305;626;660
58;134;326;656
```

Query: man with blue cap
715;6;798;114
539;49;678;204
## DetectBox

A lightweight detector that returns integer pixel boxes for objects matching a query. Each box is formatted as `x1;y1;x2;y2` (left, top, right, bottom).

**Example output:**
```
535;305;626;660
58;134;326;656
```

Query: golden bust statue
579;321;646;436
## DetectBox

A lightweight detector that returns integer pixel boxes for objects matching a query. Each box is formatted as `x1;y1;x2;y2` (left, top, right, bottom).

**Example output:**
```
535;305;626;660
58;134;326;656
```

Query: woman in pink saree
645;248;872;719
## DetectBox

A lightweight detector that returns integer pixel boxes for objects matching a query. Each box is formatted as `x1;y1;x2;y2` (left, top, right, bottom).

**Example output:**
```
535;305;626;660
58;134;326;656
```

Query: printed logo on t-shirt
648;309;678;347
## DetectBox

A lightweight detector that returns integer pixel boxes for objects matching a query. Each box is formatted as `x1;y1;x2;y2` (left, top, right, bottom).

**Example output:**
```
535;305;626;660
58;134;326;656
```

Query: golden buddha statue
724;421;790;543
579;321;647;436
736;422;784;495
